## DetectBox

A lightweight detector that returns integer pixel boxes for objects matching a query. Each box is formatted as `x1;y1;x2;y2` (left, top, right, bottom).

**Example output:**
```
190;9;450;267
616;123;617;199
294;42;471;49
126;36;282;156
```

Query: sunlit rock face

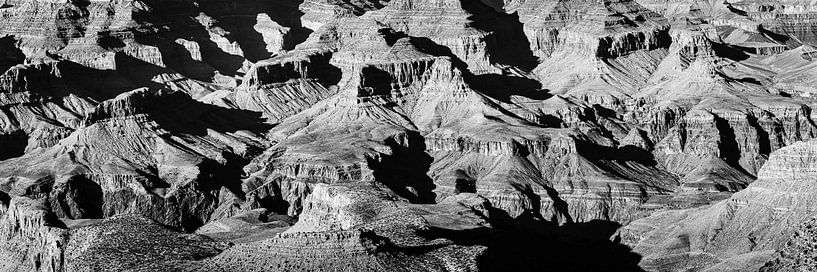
3;0;817;271
618;139;817;271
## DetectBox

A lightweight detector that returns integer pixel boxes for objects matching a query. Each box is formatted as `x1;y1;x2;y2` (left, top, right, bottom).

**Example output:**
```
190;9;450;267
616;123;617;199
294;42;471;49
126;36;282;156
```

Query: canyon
1;0;817;271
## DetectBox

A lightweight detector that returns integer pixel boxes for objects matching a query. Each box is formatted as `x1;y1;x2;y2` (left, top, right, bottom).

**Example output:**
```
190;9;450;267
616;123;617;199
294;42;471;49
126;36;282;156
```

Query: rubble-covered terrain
2;0;817;271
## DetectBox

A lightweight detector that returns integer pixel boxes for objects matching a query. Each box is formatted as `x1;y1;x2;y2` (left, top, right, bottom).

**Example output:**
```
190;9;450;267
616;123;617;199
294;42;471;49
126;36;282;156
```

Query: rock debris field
1;0;817;271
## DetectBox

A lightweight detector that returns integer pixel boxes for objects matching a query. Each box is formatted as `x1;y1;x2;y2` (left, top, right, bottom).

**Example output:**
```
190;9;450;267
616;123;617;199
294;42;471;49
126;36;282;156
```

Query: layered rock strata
618;139;817;271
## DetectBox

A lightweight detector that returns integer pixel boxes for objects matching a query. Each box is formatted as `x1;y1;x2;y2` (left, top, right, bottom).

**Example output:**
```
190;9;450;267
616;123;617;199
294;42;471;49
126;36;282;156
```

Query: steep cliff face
513;0;670;58
0;88;268;231
0;197;68;272
4;0;817;270
618;139;817;271
0;196;228;272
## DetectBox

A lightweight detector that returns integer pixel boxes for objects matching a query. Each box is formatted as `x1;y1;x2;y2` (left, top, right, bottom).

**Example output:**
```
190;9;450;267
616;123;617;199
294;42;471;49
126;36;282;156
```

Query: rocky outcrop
618;139;817;271
6;0;817;270
200;182;488;272
513;0;670;58
227;51;339;123
286;183;397;233
0;197;229;272
0;88;269;231
0;197;68;272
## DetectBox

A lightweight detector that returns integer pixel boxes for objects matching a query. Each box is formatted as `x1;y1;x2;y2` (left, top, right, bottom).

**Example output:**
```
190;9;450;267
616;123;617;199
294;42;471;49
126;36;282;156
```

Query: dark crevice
368;131;436;204
746;115;771;156
50;175;103;219
467;74;548;103
0;36;25;73
459;0;539;71
454;170;477;194
713;114;743;168
726;4;748;16
711;42;750;61
543;186;573;223
578;139;658;167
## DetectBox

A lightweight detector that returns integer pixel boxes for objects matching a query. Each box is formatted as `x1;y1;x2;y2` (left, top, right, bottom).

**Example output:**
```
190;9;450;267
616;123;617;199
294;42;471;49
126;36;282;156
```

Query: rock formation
1;0;817;271
618;139;817;271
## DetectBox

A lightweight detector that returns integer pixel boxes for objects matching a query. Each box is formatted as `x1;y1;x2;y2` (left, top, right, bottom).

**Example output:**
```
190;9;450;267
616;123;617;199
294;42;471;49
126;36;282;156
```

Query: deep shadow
420;215;644;271
308;52;343;86
737;77;762;85
131;0;245;77
540;114;565;128
359;66;396;96
0;190;9;207
410;36;549;104
0;36;24;73
543;186;574;223
410;36;471;72
77;86;271;231
2;57;140;101
726;4;749;16
454;170;477;194
197;154;250;200
112;52;169;89
51;175;104;219
96;31;126;50
711;42;750;61
713;114;742;167
379;28;407;46
715;70;763;86
195;0;313;52
592;104;619;119
0;131;27;161
131;26;218;82
252;51;342;87
131;0;318;80
572;138;680;193
57;59;139;99
758;25;791;46
368;131;437;204
459;0;539;71
250;180;292;215
216;15;274;62
82;87;272;137
746;115;775;157
468;74;548;103
577;139;658;167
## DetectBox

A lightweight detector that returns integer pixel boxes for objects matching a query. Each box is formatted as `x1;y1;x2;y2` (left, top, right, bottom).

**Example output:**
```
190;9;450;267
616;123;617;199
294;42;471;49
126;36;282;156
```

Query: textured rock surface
2;0;817;270
618;139;817;271
0;197;68;272
760;216;817;272
64;214;229;272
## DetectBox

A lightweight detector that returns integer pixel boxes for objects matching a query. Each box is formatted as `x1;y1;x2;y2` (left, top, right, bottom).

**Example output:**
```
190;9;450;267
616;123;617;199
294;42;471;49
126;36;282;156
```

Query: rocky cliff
618;139;817;271
1;0;817;271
